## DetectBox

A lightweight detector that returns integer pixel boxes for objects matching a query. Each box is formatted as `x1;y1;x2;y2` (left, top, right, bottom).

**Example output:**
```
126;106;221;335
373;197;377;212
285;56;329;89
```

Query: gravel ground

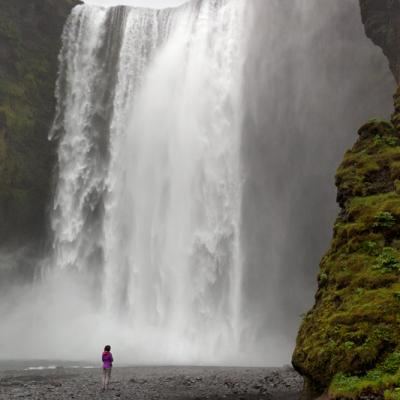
0;365;303;400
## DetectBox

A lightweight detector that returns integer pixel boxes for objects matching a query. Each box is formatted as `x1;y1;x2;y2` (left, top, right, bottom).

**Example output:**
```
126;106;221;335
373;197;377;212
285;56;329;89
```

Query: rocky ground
0;365;302;399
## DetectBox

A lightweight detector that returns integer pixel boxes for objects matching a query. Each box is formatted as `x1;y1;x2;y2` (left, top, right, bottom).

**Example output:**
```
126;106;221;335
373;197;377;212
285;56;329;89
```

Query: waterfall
0;0;390;365
50;0;246;364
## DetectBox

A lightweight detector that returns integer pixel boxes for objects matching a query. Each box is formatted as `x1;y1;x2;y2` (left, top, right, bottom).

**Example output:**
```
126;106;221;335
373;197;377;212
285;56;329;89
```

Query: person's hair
104;345;111;352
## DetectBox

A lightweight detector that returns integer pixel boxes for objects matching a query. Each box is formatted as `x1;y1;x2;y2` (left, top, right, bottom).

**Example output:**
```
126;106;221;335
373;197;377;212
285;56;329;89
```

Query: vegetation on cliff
293;89;400;398
0;0;79;245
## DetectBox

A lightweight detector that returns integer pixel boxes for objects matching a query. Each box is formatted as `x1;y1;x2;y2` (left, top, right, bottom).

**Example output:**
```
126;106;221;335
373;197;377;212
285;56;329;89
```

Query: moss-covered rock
293;90;400;398
0;0;79;245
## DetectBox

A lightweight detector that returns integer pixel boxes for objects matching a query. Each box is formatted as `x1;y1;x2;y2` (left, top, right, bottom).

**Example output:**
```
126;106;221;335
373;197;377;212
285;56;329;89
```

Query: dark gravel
0;365;303;399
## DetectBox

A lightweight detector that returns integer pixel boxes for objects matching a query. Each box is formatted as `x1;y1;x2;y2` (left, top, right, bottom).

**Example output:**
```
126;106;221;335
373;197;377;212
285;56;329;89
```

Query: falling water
50;0;246;364
0;0;392;365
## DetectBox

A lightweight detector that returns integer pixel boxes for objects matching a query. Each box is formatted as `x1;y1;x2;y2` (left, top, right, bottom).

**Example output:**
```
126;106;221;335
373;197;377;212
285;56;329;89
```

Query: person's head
104;345;111;352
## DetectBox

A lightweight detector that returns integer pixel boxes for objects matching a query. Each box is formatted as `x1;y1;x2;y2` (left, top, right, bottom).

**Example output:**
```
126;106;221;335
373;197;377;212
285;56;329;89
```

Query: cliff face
0;0;79;246
360;0;400;83
292;94;400;399
292;3;400;398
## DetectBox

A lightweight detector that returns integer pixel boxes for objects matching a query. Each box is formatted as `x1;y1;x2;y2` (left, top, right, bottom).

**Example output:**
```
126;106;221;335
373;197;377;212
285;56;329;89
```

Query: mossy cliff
0;0;79;246
292;91;400;399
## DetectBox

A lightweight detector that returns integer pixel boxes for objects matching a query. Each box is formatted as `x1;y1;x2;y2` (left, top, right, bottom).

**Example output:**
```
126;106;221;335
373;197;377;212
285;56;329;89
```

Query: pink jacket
102;351;113;369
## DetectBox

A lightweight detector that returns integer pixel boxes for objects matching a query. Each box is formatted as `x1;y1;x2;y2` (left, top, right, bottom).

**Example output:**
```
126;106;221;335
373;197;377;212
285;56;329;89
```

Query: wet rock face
360;0;400;82
292;93;400;398
0;0;79;246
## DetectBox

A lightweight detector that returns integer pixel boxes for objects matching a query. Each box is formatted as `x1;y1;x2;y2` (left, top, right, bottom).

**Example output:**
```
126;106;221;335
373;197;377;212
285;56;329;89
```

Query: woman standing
102;345;114;391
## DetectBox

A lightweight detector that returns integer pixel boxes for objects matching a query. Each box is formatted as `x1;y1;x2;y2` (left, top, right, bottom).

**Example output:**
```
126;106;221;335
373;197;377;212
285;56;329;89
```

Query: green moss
361;240;379;255
329;352;400;399
373;247;400;272
359;119;396;138
374;211;396;229
0;0;79;243
385;389;400;400
293;112;400;396
335;121;400;206
391;162;400;181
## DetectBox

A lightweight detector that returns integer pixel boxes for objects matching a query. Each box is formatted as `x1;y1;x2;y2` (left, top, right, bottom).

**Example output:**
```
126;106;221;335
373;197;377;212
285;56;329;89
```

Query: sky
84;0;188;7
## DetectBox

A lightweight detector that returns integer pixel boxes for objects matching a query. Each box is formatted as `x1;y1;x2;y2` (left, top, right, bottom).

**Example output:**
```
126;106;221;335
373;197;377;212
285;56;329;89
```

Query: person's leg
102;368;106;390
105;368;111;389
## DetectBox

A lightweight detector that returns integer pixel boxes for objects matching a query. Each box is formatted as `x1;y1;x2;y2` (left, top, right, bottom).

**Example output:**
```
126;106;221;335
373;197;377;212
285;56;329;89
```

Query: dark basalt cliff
0;0;79;246
360;0;400;83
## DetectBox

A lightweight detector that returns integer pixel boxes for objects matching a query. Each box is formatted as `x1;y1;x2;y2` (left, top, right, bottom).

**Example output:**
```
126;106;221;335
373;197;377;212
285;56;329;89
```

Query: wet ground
0;365;303;399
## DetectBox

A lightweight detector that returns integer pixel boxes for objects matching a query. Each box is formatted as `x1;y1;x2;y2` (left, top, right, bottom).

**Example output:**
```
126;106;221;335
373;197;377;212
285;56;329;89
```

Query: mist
0;0;394;366
240;0;394;360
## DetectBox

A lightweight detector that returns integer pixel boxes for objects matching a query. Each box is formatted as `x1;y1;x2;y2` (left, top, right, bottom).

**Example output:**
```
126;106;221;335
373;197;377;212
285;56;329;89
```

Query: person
101;345;114;391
